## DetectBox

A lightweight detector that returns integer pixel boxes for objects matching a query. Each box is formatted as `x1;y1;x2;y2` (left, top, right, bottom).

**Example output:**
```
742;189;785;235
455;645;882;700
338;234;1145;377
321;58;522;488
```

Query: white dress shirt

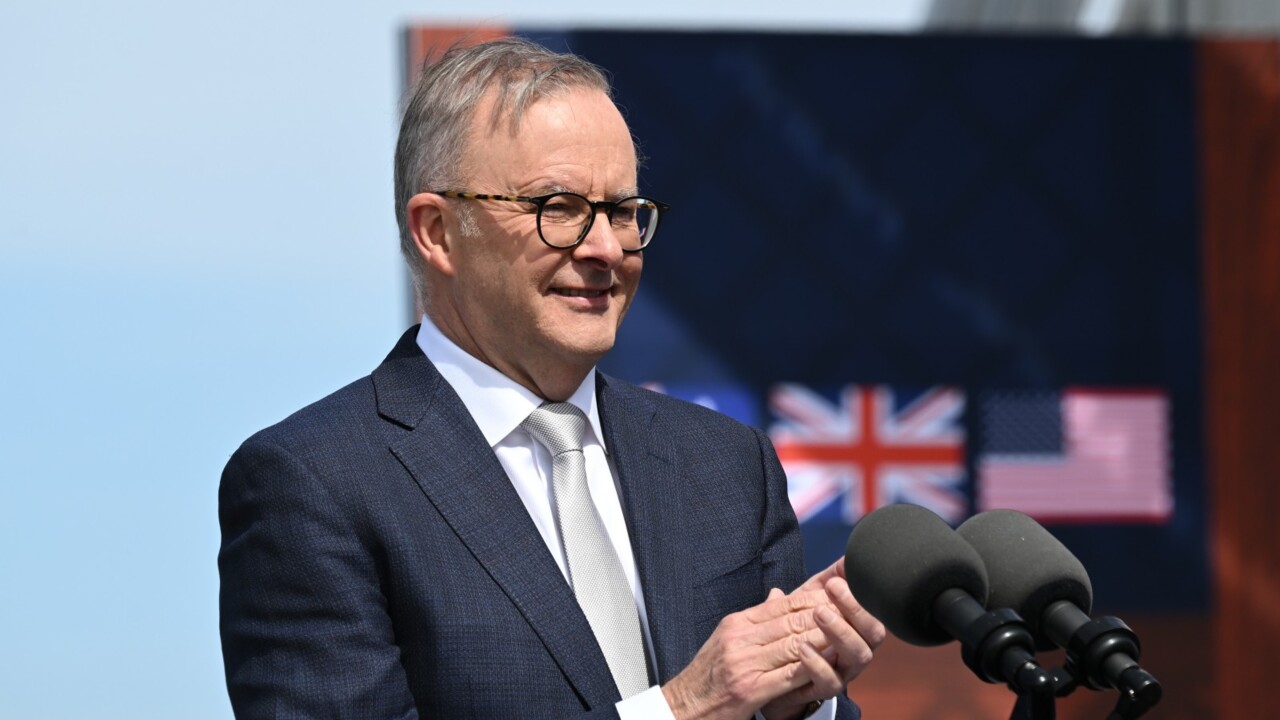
416;316;835;720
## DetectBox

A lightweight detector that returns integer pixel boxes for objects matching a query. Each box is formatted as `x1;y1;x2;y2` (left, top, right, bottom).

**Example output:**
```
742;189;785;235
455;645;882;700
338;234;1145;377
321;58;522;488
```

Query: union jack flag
768;384;968;525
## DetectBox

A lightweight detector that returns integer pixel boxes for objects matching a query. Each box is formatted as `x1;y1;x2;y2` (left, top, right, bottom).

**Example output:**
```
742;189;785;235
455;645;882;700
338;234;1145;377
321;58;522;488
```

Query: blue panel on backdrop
521;30;1205;613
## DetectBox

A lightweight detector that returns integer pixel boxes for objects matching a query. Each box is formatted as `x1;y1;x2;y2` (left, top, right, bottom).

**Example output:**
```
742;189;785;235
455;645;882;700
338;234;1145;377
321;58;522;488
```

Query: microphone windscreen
845;504;989;647
956;509;1093;648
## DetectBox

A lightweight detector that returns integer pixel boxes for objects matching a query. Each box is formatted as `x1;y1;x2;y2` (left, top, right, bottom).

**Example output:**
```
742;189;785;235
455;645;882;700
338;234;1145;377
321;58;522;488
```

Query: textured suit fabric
219;326;859;719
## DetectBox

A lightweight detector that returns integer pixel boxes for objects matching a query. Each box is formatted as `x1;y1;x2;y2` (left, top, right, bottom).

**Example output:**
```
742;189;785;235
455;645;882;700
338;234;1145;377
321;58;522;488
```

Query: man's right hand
659;588;842;720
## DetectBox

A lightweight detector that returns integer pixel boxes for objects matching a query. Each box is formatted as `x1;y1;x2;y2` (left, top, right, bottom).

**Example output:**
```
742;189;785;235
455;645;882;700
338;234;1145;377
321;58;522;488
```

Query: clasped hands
661;559;885;720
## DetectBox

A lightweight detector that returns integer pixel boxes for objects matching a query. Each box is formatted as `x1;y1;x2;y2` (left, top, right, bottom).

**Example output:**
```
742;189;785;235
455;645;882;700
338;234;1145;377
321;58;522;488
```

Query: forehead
463;86;637;190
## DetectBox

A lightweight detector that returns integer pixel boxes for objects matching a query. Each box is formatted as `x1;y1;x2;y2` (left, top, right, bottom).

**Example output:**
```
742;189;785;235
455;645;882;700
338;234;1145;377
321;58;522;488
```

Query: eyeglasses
433;190;669;252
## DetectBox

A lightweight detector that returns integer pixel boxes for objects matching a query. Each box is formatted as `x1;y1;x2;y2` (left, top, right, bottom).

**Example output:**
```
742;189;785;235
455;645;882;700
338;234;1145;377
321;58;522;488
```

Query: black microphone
845;504;1052;701
957;510;1162;715
955;509;1092;649
844;503;987;645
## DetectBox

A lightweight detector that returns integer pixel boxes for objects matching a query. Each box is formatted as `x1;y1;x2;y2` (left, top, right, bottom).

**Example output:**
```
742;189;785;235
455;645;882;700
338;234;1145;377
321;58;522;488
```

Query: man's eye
542;203;572;219
541;197;586;222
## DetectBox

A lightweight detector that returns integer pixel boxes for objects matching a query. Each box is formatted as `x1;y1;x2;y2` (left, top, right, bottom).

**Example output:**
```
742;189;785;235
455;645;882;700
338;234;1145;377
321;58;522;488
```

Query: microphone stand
933;589;1057;720
1041;602;1163;720
932;591;1164;719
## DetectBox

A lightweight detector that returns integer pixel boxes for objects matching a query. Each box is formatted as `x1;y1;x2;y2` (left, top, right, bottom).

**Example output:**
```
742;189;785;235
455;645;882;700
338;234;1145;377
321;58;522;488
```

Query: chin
563;335;616;360
551;327;617;362
546;314;622;357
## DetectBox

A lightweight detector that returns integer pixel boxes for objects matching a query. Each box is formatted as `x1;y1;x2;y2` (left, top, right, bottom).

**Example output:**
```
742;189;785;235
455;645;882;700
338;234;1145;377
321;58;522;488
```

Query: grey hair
393;37;613;301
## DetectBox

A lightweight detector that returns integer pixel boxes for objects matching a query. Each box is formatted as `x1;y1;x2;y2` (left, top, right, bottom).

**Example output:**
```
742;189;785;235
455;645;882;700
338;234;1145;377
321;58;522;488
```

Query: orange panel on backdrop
403;26;512;87
1198;38;1280;720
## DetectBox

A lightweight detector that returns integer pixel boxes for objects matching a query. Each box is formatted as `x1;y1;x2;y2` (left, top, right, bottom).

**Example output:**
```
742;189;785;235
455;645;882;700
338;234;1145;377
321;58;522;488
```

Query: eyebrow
523;182;640;201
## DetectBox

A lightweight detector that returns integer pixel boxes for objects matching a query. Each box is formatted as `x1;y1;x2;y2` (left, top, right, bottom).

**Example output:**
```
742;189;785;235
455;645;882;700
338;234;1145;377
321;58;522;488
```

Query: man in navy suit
219;38;884;719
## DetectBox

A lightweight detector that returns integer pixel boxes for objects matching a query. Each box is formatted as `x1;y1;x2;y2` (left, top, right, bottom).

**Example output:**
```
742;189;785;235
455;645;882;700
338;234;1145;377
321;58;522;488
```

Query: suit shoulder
231;325;426;458
234;373;379;458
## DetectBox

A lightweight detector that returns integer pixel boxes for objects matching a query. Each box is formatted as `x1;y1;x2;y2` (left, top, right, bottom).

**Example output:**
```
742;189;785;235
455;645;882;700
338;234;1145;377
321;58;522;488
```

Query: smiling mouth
552;288;609;298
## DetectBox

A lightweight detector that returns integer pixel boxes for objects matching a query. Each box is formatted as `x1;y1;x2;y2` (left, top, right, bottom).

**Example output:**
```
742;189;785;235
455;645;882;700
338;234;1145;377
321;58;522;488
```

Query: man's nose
571;210;626;267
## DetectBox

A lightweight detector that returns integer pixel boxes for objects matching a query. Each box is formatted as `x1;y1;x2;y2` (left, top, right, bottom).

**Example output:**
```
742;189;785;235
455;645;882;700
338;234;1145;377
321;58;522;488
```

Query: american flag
976;388;1172;523
768;384;967;524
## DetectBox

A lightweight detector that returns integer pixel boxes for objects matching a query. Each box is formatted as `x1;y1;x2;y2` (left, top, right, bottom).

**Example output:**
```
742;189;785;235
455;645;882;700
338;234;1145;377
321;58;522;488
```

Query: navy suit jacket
219;327;858;719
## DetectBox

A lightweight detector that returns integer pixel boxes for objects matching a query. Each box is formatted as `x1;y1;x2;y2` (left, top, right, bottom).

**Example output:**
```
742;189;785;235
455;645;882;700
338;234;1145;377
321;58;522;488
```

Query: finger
763;640;846;713
798;639;848;699
825;577;887;650
751;587;856;652
708;591;825;663
814;603;874;681
739;588;829;625
753;637;820;694
745;606;825;654
753;660;816;707
767;587;785;601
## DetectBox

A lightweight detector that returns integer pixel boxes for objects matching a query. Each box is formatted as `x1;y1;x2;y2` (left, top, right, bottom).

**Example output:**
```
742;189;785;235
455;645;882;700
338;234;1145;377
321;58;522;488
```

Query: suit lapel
597;375;694;682
372;330;620;708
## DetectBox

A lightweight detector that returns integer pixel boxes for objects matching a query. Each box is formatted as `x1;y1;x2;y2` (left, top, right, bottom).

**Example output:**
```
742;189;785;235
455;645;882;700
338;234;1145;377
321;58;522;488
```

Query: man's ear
406;192;456;276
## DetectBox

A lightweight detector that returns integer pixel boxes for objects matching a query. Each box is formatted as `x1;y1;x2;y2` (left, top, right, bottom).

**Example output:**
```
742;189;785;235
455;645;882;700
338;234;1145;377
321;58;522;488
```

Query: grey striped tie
522;402;650;699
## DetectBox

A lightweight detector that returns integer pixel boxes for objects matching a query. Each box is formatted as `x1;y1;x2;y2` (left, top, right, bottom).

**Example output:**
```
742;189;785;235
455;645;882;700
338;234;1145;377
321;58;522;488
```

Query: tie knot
522;402;588;456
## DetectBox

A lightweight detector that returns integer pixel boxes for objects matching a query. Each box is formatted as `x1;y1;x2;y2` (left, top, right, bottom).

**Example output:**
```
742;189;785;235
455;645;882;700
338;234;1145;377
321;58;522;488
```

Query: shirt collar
415;315;606;451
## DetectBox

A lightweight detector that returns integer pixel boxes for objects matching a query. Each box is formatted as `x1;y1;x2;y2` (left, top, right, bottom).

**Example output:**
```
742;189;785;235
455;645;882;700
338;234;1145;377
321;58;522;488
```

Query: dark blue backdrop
522;30;1206;613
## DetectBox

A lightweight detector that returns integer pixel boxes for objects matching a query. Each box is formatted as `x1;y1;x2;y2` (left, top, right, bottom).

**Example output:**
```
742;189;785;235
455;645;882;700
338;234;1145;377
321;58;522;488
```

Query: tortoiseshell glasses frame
432;190;669;252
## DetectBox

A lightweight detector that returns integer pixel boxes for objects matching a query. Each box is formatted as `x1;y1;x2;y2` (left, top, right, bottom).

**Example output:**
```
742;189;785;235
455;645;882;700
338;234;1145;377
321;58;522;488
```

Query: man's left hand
759;559;886;720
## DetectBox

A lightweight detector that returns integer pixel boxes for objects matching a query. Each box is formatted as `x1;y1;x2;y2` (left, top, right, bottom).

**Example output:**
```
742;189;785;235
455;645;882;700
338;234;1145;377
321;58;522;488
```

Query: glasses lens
536;194;662;250
611;197;660;250
537;193;592;248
